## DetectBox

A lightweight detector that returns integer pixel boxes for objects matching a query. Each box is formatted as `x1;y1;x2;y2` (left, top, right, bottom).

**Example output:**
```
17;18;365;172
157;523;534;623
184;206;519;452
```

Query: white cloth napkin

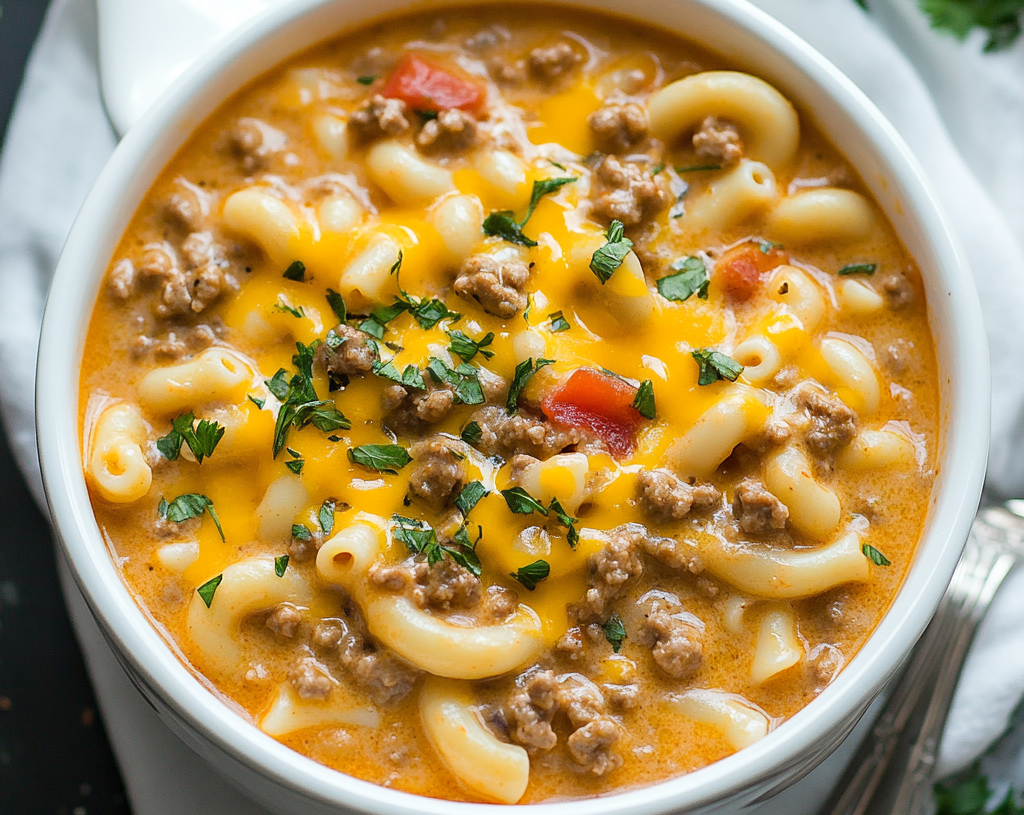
3;0;1024;809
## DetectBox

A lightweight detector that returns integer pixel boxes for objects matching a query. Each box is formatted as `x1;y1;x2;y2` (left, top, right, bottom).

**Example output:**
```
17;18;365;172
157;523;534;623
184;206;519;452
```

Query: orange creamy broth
79;5;939;804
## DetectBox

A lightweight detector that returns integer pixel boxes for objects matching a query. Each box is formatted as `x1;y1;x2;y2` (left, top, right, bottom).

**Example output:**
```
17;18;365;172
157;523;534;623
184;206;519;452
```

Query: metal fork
817;500;1024;815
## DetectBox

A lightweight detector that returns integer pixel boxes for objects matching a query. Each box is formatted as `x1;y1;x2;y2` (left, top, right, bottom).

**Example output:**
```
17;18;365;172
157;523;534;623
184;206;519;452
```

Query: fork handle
817;510;1018;815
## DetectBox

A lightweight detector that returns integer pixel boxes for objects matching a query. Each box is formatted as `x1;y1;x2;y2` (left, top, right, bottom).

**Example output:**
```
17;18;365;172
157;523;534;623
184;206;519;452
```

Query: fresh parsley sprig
602;614;627;652
500;487;580;548
460;421;483;446
156;412;225;463
510;559;550;591
282;260;306;281
482;177;576;247
454;481;488;516
270;342;352;457
158;494;225;541
506;357;554;414
862;543;891;566
426;358;485;405
691;348;744;385
632;380;656;420
657;256;709;302
590;220;633;284
391;515;483;576
196;574;223;608
919;0;1024;52
448;329;495;362
348;443;412;474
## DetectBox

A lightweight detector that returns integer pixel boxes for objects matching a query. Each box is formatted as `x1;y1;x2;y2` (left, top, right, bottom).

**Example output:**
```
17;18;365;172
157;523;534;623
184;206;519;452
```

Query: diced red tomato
380;54;485;113
542;368;646;458
716;242;789;301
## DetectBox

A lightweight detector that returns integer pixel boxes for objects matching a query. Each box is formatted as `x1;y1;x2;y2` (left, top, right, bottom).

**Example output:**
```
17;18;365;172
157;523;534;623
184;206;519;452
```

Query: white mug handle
96;0;278;135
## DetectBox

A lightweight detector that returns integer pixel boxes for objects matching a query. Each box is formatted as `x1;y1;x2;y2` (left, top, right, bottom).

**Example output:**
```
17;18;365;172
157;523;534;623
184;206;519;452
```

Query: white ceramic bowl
36;0;990;812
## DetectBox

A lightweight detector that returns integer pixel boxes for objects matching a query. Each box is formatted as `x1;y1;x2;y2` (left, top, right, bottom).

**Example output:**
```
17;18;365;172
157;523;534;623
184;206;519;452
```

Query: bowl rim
36;0;990;812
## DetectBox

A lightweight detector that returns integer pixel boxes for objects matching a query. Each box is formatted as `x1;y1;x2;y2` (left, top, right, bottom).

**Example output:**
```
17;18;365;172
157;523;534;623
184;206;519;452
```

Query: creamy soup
80;6;939;804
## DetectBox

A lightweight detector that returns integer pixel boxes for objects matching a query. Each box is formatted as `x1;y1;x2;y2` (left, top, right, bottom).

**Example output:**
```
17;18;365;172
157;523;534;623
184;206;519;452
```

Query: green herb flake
548;310;570;332
390;515;483;576
633;380;656;420
292;524;312;541
602;614;627;652
162;493;225;541
358;318;385;339
196;574;223;608
460;421;483;446
675;163;723;173
270;342;352;456
482;211;537;247
838;263;878;276
426;358;485;405
448;330;495;362
590;220;633;284
274;555;289;577
500;486;549;516
548;496;579;549
286;459;305;474
651;162;665;176
325;289;347;322
862;543;891;566
356;75;377;85
510;559;550;591
318;499;336;536
247;394;266;410
282;260;306;281
455;481;488;517
691;348;744;386
657;256;709;303
273;298;305;319
348;443;412;474
156;412;226;463
523;177;575;223
758;240;783;254
506;357;554;414
265;369;290;401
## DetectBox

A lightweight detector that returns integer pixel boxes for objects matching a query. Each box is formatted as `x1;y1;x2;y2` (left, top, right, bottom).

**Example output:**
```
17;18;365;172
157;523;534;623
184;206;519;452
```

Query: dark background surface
0;0;132;812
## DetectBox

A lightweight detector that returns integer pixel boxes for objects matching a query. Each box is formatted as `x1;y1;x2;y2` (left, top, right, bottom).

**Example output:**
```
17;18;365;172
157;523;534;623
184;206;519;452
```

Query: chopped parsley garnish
448;329;495;362
482;176;576;246
196;574;223;608
501;488;579;548
247;394;265;410
159;493;224;541
548;310;570;332
633;380;656;420
510;559;550;591
292;524;312;542
651;162;665;175
156;412;225;463
675;163;723;172
838;263;878;276
523;294;534;325
758;240;783;254
325;288;347;322
657;256;709;302
275;555;289;577
367;256;461;332
391;515;482;576
348;443;412;474
282;260;306;281
500;486;549;515
919;0;1024;52
372;359;426;390
548;496;580;549
285;447;304;475
506;357;554;414
318;499;336;536
862;544;891;566
454;481;488;516
358;318;385;339
460;421;483;446
270;342;352;457
691;348;744;385
273;298;305;319
426;357;485;405
356;75;377;85
482;211;537;247
602;614;627;652
590;220;633;284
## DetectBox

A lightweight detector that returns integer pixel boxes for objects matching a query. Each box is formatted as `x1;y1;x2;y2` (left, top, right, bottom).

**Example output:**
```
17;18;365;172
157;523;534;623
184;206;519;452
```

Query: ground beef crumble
590;155;668;226
407;436;467;507
635;468;720;522
792;383;858;455
587;103;648;153
692;116;743;165
370;557;482;611
638;593;704;679
733;478;789;534
349;94;412;140
313;615;419;705
470;406;605;460
288;656;334;699
454;254;531;318
266;603;302;638
383;381;456;431
314;324;377;388
416;108;479;152
528;42;583;82
574;524;645;623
